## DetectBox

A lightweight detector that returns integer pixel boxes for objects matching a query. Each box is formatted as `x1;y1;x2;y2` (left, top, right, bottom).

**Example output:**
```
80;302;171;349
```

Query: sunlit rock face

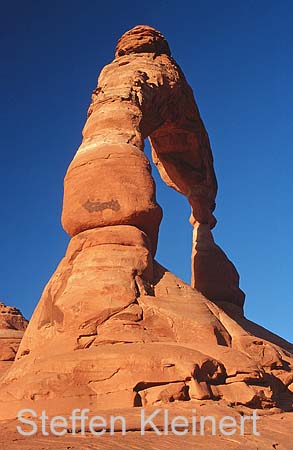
0;301;28;378
0;25;291;419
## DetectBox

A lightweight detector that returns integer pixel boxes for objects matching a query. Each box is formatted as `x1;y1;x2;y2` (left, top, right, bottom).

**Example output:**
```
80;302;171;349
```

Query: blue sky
1;1;292;342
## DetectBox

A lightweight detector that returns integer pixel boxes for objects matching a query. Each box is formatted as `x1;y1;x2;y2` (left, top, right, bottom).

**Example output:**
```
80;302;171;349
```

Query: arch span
62;25;244;308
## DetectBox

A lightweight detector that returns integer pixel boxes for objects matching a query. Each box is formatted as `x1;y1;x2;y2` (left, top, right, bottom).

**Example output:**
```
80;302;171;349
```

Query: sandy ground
1;402;292;449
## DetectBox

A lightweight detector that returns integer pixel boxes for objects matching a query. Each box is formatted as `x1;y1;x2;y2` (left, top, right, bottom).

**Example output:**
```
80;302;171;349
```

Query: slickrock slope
1;404;293;450
0;302;28;378
0;25;292;420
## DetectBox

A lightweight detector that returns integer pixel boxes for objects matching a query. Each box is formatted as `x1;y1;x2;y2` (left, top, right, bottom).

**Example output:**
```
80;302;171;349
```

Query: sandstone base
0;227;292;419
1;403;292;450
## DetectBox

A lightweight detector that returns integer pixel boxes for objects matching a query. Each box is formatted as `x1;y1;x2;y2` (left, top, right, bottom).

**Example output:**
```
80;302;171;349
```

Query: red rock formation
0;25;292;418
191;223;245;308
61;25;243;305
0;302;28;378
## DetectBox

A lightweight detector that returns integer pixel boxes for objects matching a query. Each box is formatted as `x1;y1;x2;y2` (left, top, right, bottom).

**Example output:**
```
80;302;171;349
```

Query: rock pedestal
191;223;245;308
0;25;292;418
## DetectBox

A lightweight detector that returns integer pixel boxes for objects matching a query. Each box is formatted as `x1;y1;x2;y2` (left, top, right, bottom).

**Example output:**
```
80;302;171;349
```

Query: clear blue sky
1;1;292;342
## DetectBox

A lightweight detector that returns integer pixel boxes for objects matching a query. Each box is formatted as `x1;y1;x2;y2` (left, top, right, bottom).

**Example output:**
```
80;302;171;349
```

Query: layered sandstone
0;302;28;378
0;25;292;419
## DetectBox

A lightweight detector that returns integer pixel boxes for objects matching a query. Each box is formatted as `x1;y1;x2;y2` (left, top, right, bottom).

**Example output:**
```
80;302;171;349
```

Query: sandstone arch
0;26;292;418
61;25;242;305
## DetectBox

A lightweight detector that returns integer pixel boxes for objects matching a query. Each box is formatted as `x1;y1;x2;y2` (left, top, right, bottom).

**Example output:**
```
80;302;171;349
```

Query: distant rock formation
0;302;28;378
0;26;292;418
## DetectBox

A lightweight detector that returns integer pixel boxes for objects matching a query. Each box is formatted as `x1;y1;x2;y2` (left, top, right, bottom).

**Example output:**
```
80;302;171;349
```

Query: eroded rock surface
61;24;242;304
0;302;28;378
0;25;292;419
